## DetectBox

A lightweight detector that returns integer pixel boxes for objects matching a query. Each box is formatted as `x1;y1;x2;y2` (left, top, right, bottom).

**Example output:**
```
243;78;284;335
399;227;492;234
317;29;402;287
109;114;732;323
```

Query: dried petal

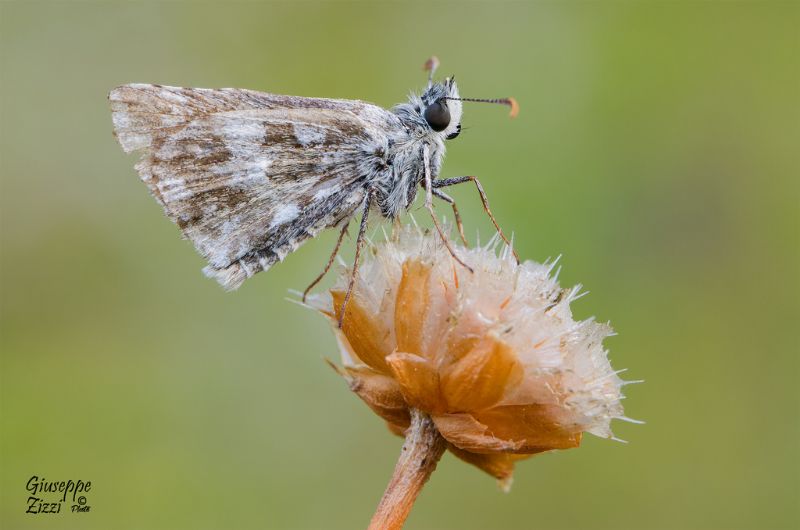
440;335;522;412
394;260;432;356
341;365;410;428
448;445;533;489
432;413;523;453
472;405;582;451
385;352;443;413
332;290;392;374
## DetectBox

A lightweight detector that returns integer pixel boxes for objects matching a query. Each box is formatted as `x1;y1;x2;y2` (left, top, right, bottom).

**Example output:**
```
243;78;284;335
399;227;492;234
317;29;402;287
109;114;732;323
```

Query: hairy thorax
374;129;445;219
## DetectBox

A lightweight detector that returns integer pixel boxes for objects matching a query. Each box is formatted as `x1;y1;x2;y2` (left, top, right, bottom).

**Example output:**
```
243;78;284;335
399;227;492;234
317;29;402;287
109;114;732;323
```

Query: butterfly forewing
110;84;398;289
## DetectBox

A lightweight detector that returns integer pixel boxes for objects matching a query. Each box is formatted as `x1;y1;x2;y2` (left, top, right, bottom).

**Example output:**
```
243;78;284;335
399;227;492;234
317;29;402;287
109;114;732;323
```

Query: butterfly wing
109;84;399;289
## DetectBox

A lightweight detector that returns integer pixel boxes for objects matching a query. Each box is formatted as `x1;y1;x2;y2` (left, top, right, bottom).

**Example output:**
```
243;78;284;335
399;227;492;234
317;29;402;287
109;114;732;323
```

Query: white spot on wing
312;181;341;201
269;203;300;229
112;112;132;130
253;156;272;174
222;120;265;142
292;124;326;146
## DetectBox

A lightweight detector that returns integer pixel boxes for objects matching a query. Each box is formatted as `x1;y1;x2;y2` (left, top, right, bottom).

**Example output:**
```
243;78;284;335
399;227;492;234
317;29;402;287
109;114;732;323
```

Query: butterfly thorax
372;134;445;220
376;81;461;219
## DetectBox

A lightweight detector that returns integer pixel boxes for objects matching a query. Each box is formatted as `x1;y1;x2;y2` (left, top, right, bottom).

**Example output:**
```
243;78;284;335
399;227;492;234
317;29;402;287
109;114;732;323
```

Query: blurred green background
1;1;798;529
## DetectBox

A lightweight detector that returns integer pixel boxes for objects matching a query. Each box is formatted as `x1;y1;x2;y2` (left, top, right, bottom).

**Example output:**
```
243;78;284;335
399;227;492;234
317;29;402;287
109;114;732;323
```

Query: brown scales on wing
110;84;389;289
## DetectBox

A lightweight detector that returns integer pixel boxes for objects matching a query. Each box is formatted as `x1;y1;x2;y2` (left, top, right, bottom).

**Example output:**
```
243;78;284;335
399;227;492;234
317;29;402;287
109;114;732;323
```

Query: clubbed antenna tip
507;97;519;119
423;56;440;73
444;96;520;119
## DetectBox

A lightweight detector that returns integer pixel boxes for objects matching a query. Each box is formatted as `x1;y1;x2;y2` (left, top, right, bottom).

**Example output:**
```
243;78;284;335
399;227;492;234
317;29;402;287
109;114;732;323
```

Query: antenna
444;96;519;118
423;56;440;89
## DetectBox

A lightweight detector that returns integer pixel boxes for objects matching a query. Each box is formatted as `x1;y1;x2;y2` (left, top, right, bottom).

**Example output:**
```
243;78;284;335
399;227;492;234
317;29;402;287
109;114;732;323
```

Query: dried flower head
307;225;634;490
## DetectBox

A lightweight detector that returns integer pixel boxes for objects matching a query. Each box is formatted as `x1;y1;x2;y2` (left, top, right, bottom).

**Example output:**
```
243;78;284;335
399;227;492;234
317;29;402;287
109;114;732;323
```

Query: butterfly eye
424;100;451;132
446;123;461;140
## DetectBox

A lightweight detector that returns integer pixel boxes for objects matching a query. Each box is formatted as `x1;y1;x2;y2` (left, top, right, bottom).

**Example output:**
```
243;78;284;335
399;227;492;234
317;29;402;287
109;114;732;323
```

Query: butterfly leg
338;190;374;329
423;146;473;273
301;221;350;303
431;189;468;245
432;176;520;264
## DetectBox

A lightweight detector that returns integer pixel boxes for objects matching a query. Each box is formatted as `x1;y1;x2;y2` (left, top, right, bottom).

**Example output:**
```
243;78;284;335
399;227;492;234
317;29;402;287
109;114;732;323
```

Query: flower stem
368;409;447;530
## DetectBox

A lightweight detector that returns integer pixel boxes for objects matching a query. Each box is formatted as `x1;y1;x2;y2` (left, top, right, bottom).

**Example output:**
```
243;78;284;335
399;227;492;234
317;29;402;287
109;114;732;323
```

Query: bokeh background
1;1;798;529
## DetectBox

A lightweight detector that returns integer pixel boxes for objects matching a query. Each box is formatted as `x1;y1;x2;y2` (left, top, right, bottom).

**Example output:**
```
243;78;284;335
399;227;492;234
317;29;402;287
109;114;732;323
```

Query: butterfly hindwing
110;84;399;289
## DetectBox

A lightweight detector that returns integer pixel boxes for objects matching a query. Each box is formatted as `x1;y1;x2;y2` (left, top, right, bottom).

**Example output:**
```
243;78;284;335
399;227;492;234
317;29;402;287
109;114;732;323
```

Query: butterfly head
420;77;463;140
418;76;519;141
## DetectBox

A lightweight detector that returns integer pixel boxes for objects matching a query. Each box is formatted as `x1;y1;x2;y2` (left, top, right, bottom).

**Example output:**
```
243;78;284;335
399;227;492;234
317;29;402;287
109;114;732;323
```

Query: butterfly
109;57;518;325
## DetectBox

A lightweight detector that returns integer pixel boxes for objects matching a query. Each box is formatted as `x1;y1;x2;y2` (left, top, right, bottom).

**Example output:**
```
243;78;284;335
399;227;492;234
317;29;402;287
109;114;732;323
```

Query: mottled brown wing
109;84;398;289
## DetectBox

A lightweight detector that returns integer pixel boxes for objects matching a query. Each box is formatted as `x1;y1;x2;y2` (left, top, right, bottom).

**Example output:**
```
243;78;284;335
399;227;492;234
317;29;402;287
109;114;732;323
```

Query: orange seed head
307;226;632;486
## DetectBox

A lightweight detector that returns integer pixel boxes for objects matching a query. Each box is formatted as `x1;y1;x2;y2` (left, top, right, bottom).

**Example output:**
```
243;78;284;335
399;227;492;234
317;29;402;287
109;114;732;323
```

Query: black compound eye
446;123;461;140
424;100;451;132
